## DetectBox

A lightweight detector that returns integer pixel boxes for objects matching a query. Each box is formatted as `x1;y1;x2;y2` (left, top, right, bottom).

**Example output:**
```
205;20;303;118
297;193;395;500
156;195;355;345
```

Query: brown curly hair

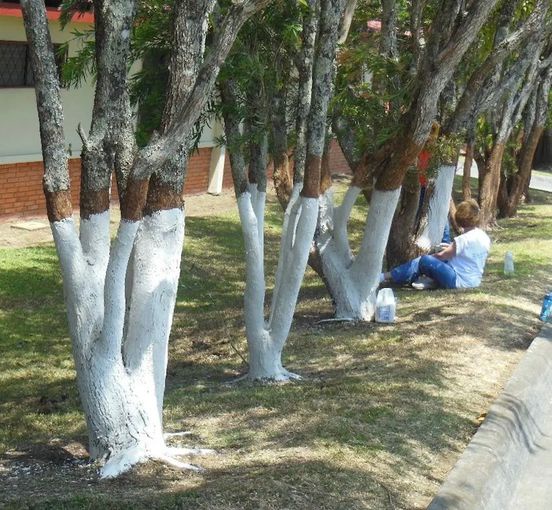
455;199;480;229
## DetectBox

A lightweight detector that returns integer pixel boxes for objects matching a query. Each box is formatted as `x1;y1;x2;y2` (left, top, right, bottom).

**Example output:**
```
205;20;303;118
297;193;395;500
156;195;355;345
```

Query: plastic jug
541;292;552;323
504;251;514;275
375;288;396;323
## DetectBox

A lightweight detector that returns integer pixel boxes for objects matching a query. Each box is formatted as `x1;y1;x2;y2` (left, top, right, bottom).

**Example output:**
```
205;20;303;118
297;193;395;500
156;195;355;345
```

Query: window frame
0;39;66;89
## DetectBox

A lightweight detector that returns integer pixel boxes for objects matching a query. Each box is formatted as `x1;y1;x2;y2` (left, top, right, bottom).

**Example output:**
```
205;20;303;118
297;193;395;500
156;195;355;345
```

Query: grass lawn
1;179;551;509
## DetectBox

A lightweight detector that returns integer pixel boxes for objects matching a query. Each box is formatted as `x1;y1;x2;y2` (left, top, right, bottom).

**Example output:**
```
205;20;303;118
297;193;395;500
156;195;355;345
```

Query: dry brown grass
1;181;551;509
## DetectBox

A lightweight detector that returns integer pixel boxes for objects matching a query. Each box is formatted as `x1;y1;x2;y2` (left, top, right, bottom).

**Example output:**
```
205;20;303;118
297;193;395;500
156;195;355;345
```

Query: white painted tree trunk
317;187;401;321
316;188;359;319
416;164;456;250
237;185;318;380
51;209;194;478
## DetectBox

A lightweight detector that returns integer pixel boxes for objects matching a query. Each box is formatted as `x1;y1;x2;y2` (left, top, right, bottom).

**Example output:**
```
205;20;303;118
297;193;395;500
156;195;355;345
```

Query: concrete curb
428;324;552;510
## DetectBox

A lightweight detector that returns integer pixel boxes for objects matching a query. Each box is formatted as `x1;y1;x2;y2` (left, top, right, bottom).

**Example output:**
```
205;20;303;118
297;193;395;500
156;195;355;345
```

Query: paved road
456;158;552;193
530;172;552;193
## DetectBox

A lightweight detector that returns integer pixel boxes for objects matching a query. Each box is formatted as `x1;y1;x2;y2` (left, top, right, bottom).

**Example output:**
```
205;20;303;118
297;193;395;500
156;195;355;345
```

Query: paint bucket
375;288;396;323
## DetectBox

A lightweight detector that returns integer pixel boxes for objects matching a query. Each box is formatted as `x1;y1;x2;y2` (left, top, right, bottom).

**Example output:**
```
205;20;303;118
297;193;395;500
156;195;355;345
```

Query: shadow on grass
164;326;467;489
0;458;398;510
0;185;551;508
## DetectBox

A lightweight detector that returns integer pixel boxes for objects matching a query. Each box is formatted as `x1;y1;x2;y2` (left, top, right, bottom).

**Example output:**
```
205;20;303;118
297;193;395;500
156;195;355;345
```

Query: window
0;42;34;87
0;41;66;88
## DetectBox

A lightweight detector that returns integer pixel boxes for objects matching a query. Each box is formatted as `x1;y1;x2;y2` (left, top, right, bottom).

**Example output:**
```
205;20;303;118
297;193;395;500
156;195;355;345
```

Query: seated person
381;199;491;290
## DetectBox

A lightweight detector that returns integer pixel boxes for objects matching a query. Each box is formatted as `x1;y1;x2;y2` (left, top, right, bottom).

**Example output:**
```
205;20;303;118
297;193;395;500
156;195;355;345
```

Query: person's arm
433;241;456;261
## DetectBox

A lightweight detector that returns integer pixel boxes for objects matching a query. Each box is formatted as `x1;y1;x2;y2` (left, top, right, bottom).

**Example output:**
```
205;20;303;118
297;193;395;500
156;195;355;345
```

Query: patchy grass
1;180;551;509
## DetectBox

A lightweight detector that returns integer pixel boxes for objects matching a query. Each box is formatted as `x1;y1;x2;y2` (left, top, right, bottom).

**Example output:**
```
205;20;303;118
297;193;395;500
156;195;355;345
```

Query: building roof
0;2;93;24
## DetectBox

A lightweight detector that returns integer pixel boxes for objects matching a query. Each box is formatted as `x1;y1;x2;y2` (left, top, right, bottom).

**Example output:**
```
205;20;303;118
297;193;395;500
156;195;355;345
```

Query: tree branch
446;0;548;133
131;0;272;182
20;0;71;220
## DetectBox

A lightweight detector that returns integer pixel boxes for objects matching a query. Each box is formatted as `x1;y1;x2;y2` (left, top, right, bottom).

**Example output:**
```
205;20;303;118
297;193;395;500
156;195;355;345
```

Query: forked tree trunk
54;208;185;476
498;125;543;217
478;29;547;227
317;1;499;321
316;186;400;320
22;0;269;477
237;186;318;379
498;62;552;217
220;0;345;377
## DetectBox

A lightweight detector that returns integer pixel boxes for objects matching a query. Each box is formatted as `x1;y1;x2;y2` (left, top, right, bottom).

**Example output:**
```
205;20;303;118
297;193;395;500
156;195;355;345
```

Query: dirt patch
0;190;238;249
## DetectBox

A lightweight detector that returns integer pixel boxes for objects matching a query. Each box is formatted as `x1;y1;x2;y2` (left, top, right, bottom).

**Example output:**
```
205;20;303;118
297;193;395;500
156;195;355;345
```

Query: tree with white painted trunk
313;0;500;320
20;0;268;477
477;28;550;227
438;0;550;228
498;55;552;218
386;0;549;265
219;0;347;380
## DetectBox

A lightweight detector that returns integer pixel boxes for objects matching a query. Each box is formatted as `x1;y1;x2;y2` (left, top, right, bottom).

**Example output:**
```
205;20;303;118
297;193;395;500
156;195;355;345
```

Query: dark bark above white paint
20;0;70;197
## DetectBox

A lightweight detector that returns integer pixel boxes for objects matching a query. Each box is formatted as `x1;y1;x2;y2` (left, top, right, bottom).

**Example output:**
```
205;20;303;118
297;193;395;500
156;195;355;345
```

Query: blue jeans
390;255;457;289
442;222;451;244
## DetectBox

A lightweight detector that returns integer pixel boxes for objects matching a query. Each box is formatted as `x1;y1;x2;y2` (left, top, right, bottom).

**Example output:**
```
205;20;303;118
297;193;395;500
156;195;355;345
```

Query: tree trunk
55;209;185;476
533;128;552;168
462;142;474;200
479;142;506;227
500;124;544;217
316;186;400;320
416;165;456;249
22;0;270;478
386;168;420;268
236;186;319;380
310;0;500;321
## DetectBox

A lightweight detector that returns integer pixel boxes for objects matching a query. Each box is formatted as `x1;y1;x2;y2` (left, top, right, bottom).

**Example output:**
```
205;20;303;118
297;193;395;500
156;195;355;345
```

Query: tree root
316;317;356;324
228;368;303;384
99;442;216;479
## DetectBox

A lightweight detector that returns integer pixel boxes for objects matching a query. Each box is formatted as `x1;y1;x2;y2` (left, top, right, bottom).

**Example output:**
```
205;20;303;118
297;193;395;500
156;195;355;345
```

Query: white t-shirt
449;228;491;288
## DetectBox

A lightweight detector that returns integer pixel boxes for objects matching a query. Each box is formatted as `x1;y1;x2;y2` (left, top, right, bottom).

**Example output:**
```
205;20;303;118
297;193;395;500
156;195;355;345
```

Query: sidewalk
429;324;552;509
457;158;552;193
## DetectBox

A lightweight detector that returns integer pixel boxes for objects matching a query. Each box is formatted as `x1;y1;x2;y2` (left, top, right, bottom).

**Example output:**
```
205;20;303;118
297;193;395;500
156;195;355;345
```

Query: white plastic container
504;251;515;275
375;288;396;323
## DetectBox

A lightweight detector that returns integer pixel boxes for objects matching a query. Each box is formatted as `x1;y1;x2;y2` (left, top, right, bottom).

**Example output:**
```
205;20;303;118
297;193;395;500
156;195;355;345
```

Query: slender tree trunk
462;141;474;200
416;164;456;249
479;142;506;227
500;124;543;217
271;87;293;208
474;148;488;200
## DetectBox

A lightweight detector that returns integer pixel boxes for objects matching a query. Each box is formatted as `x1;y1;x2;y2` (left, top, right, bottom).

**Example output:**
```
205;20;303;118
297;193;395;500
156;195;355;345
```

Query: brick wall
183;147;213;194
327;139;352;175
0;143;352;218
0;148;224;217
0;158;110;217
